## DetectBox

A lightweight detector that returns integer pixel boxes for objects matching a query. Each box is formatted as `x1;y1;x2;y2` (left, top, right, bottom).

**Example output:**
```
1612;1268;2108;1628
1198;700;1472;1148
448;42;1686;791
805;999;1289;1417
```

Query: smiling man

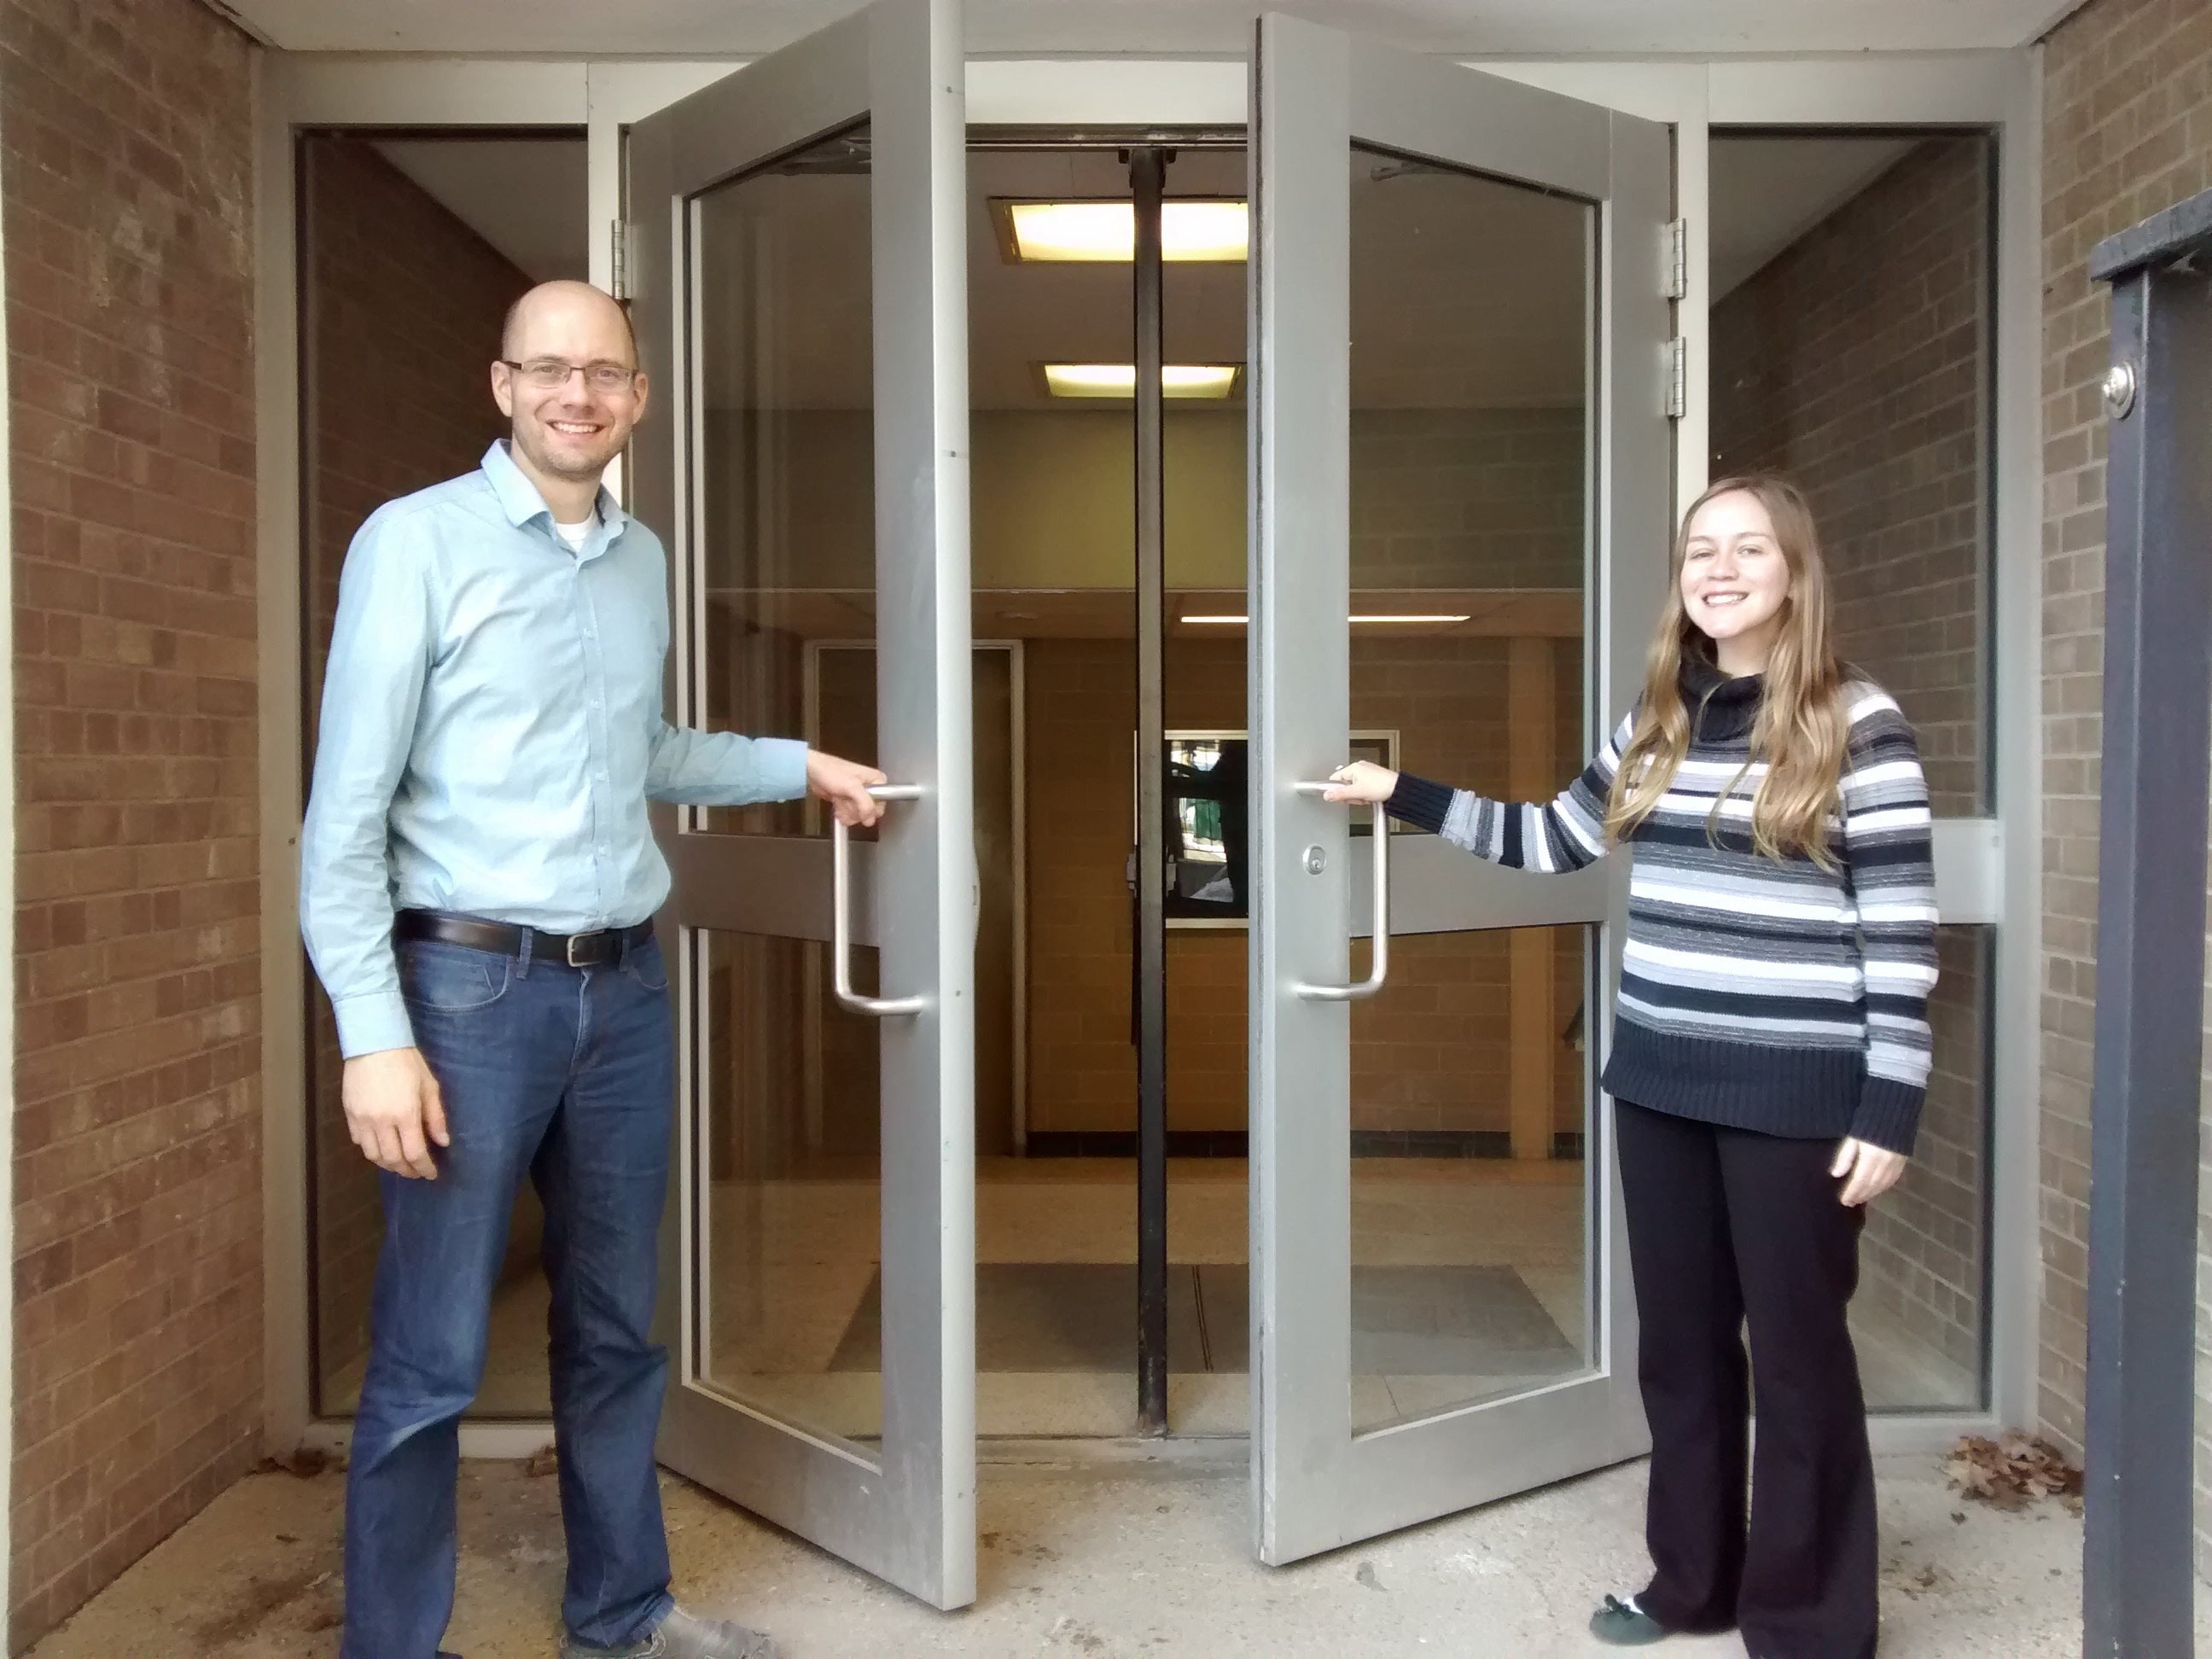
301;281;878;1659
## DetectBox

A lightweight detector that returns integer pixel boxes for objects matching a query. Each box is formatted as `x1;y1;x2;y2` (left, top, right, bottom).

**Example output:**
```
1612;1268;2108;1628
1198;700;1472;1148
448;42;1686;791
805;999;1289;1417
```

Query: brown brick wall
3;0;260;1641
1710;135;1995;1400
2036;0;2212;1579
297;136;533;1405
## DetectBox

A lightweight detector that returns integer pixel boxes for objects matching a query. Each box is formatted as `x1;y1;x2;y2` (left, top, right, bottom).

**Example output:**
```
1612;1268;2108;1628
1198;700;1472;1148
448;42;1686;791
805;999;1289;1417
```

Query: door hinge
1665;218;1688;301
1665;338;1687;420
610;219;630;299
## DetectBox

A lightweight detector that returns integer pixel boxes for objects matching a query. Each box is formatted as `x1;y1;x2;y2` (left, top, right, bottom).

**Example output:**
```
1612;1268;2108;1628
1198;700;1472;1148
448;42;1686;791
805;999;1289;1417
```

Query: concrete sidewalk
28;1451;2152;1656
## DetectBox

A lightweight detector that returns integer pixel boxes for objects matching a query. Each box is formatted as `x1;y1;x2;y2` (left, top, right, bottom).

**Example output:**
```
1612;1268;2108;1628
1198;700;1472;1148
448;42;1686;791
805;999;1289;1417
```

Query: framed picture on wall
1135;730;1400;928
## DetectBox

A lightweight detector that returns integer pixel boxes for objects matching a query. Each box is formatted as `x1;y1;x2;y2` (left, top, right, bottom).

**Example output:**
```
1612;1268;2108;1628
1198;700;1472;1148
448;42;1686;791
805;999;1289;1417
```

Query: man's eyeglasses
498;358;639;394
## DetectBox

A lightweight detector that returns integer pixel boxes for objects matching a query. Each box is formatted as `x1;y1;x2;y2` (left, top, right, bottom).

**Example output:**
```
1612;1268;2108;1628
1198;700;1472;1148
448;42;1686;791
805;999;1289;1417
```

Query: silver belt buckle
566;933;591;967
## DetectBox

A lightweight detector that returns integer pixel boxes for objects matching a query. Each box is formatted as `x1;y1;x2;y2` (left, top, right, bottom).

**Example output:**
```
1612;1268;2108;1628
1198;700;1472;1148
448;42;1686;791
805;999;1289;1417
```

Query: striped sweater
1386;661;1939;1155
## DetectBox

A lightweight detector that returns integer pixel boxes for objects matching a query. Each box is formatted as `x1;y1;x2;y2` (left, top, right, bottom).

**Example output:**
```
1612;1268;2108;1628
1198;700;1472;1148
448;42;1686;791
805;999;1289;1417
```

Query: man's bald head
491;280;649;497
500;280;637;367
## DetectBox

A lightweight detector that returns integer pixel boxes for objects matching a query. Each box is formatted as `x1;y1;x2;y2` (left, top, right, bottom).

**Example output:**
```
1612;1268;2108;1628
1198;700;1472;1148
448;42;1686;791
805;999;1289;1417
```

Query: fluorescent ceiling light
1004;200;1249;263
1182;614;1475;626
1045;364;1241;399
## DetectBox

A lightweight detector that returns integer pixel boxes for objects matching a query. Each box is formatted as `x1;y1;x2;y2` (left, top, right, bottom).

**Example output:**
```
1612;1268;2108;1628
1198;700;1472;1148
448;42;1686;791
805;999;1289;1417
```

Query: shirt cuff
335;991;416;1060
1849;1075;1924;1157
1386;771;1457;835
756;737;811;804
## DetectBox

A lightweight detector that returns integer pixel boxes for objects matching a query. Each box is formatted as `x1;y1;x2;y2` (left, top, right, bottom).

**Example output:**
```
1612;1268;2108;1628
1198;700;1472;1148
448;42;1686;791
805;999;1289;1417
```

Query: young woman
1327;475;1935;1659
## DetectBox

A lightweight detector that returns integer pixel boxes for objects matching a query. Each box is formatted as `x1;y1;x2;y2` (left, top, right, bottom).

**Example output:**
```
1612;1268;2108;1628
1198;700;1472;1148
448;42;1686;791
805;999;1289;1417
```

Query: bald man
303;282;870;1659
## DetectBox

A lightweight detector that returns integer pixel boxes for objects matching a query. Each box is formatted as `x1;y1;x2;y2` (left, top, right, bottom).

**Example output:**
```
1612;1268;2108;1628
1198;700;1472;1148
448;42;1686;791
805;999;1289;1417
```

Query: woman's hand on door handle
1324;760;1398;805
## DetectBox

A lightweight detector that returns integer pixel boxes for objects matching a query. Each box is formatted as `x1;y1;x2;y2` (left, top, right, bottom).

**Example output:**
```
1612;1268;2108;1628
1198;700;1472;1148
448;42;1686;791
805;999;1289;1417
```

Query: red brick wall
3;0;260;1641
2035;0;2212;1578
298;135;533;1404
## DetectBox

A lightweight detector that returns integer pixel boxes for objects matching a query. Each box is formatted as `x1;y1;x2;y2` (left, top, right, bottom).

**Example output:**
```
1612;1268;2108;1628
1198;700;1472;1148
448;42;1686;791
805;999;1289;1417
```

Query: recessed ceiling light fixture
1043;364;1242;400
1180;614;1475;626
998;200;1250;263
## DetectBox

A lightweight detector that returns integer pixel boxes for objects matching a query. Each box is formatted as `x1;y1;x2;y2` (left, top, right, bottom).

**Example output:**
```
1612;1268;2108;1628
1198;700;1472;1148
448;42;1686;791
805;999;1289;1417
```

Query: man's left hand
808;749;889;827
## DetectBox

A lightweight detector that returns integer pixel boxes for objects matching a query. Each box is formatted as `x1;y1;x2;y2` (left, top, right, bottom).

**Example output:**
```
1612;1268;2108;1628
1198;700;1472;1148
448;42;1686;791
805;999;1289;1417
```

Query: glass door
1248;14;1673;1563
627;0;975;1609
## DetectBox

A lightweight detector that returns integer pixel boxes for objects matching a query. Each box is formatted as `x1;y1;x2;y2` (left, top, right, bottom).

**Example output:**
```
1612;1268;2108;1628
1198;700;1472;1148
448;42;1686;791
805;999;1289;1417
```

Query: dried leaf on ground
1943;1433;2081;1512
258;1447;334;1479
525;1443;559;1478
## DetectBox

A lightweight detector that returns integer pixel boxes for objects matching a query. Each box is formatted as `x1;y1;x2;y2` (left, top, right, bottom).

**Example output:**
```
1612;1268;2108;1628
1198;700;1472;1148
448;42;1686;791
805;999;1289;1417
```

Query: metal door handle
833;783;927;1017
1293;780;1390;1001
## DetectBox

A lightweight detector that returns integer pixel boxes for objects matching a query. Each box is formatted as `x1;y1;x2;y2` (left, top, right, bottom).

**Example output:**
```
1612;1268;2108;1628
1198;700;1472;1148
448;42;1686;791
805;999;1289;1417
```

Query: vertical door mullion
1131;145;1171;1438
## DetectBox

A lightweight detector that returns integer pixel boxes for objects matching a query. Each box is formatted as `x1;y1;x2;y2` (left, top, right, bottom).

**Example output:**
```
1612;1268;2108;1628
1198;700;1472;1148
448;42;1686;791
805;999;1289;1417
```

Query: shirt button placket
577;567;612;920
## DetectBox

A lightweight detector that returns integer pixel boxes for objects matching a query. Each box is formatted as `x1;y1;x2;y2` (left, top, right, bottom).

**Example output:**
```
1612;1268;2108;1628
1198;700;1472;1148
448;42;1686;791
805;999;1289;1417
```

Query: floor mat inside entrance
824;1262;1575;1375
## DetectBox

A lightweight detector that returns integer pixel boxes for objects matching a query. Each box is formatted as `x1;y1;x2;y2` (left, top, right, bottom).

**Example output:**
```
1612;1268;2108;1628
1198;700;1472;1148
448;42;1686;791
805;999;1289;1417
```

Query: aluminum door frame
628;0;975;1610
1249;11;1673;1566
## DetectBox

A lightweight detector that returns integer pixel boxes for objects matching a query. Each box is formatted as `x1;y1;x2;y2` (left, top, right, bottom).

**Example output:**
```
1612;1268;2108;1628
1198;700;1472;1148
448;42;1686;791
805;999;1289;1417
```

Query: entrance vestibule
276;20;2025;1621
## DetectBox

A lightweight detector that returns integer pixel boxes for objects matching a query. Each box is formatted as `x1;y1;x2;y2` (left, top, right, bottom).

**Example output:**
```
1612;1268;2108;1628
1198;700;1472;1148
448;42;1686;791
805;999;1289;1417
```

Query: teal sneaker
1589;1594;1668;1645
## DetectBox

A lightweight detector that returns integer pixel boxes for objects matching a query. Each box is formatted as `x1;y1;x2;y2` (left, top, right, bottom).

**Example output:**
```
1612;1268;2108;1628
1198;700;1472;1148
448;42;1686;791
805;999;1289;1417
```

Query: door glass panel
299;129;590;1419
693;123;874;838
801;643;1033;1434
695;927;884;1446
1344;143;1596;1432
1708;131;1995;816
684;123;884;1450
1854;923;1990;1412
1708;133;1999;1406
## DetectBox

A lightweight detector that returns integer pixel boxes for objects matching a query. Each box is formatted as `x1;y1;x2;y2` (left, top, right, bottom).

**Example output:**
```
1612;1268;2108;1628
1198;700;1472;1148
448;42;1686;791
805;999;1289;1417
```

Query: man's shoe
560;1604;779;1659
1589;1593;1668;1646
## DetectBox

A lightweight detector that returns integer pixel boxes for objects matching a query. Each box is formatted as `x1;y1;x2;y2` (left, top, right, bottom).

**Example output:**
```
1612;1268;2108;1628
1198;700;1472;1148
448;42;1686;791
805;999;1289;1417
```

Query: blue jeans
342;931;677;1658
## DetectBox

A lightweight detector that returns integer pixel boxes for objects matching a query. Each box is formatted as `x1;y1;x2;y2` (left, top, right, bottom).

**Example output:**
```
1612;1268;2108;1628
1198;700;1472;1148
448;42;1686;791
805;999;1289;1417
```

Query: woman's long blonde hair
1604;474;1852;866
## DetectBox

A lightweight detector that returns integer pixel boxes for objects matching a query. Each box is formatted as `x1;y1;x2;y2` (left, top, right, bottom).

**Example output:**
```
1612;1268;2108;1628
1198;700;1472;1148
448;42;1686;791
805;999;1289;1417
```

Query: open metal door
1249;12;1673;1564
628;0;975;1608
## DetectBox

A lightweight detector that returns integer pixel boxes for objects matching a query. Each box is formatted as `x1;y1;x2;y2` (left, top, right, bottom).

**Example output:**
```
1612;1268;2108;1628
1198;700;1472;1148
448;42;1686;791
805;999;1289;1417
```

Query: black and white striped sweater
1386;661;1938;1155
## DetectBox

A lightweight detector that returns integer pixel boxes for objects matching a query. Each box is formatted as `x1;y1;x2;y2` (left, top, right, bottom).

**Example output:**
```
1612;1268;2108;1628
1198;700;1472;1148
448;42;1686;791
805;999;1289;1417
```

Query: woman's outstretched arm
1326;709;1635;873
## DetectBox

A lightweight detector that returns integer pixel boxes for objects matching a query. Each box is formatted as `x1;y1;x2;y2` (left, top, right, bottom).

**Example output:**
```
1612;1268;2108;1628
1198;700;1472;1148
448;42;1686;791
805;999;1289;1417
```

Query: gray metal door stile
1249;13;1672;1564
627;0;975;1610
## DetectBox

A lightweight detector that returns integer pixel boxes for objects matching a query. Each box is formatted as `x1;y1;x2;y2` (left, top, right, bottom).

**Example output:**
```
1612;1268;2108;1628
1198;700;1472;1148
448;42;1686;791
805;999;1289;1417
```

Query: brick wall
2035;0;2212;1578
1710;135;1995;1401
296;136;534;1405
2;0;260;1641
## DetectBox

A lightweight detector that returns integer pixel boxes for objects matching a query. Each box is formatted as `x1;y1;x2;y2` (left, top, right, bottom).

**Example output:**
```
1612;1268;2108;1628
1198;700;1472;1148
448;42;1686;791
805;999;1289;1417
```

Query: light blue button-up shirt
300;440;808;1058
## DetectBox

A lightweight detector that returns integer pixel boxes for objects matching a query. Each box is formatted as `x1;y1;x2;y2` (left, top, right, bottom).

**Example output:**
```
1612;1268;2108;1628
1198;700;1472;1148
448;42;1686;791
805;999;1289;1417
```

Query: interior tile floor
327;1156;1979;1434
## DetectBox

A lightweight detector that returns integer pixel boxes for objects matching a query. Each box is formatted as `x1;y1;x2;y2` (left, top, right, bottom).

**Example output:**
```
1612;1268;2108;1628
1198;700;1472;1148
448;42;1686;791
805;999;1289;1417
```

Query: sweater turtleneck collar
1680;653;1763;742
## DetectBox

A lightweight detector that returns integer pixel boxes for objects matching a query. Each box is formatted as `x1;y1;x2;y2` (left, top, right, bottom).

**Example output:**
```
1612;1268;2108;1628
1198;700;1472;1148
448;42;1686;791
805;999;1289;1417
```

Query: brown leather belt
395;909;655;969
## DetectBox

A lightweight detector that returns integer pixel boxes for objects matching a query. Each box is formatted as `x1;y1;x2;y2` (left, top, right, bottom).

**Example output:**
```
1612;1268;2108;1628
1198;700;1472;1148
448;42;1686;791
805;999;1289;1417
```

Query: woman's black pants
1615;1099;1879;1659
